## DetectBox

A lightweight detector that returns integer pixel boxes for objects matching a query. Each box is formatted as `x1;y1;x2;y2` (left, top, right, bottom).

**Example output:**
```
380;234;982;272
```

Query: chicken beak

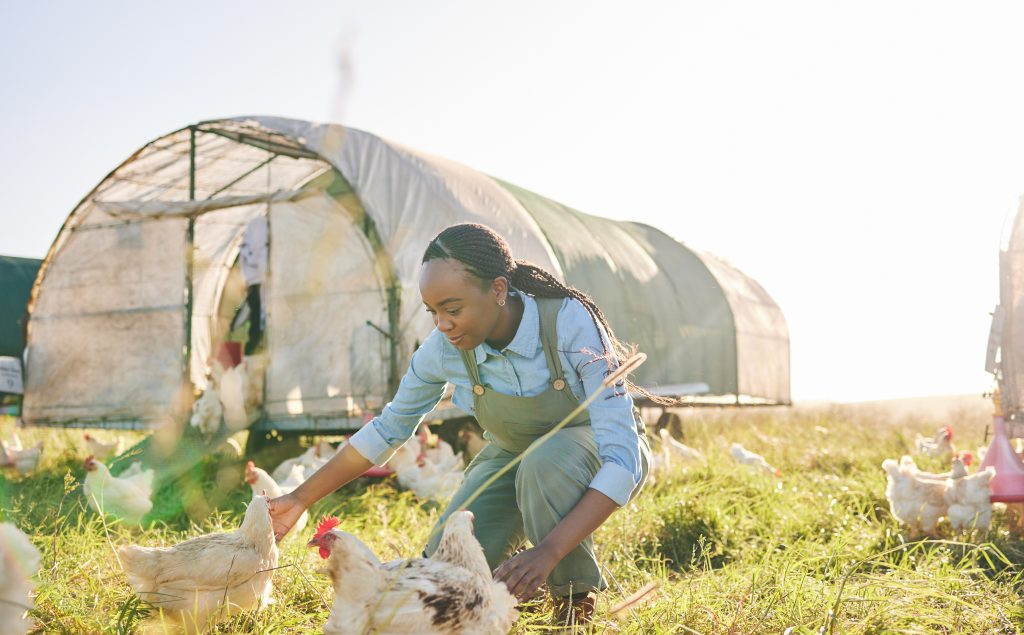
307;537;319;548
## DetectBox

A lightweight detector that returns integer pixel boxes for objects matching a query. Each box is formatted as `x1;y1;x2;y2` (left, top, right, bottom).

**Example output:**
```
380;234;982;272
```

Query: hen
271;440;335;482
245;460;308;536
190;386;223;436
388;435;464;502
945;462;996;532
0;522;41;635
882;456;949;536
83;456;154;525
914;426;954;459
309;511;518;634
1;433;43;474
424;437;465;474
83;432;123;461
659;428;705;464
729;443;780;476
118;494;278;634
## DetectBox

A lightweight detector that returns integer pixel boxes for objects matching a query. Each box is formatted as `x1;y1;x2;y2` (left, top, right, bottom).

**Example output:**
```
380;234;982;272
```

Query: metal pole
183;126;196;386
387;280;402;397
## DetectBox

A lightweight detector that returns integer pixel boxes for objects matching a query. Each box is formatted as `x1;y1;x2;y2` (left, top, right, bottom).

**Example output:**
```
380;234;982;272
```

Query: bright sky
2;1;1022;402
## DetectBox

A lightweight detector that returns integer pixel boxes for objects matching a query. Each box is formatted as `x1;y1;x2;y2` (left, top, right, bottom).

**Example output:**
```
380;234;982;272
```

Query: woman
269;222;652;623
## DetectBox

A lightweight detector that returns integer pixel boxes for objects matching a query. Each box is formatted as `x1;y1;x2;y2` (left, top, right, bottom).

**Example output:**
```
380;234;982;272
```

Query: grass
3;395;1024;634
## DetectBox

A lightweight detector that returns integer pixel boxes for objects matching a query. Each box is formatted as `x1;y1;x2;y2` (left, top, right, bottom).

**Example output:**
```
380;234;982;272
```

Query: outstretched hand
268;493;307;543
492;545;559;602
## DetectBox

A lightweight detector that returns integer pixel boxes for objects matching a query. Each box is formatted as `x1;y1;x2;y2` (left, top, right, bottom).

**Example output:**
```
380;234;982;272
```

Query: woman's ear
490;276;509;304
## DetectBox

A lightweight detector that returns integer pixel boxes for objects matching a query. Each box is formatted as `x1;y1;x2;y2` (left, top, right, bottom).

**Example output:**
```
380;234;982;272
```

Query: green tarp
0;255;40;358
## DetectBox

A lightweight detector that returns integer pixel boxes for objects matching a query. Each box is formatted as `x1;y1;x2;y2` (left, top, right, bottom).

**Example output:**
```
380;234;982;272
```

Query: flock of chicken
882;426;998;536
0;422;491;634
1;415;1011;633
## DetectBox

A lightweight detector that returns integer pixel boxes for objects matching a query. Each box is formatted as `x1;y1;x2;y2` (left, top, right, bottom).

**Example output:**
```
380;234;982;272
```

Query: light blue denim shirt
348;290;643;506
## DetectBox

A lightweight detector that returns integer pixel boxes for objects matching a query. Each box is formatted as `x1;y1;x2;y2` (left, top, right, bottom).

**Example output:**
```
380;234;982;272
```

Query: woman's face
419;258;505;350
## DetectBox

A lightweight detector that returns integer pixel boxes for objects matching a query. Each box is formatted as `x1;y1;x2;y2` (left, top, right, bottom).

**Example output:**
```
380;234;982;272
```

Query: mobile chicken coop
22;117;790;438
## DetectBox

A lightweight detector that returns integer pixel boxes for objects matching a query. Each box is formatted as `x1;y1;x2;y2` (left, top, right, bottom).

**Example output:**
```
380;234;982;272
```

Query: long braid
422;223;676;405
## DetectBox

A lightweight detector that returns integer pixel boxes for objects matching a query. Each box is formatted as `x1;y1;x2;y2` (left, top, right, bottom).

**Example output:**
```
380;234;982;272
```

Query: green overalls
424;297;651;597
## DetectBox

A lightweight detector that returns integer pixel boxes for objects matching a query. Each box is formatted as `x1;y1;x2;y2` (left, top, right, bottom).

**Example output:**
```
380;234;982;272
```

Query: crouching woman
269;222;652;624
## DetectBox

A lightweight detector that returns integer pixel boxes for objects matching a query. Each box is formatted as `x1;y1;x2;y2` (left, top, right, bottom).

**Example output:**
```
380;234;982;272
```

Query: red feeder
980;393;1024;503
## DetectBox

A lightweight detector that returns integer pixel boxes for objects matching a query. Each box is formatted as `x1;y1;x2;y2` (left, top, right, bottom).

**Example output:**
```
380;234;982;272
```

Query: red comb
944;426;954;439
314;515;341;539
246;460;255;470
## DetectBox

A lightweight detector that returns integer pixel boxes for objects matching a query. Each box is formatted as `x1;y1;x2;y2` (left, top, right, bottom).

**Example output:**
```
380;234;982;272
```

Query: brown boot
554;592;595;630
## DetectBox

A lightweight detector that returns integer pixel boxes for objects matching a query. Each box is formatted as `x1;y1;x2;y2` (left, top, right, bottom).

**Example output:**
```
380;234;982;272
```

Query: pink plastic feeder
980;394;1024;503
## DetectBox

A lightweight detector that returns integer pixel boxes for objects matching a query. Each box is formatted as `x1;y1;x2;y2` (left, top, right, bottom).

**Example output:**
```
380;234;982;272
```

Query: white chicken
914;426;955;459
387;434;423;473
2;441;43;475
945;463;996;533
659;428;705;464
219;363;249;431
424;438;465;474
405;460;465;502
83;456;154;525
0;522;41;635
388;435;464;502
882;456;949;536
189;386;223;436
271;440;335;482
2;431;22;453
245;460;308;536
83;432;124;461
118;494;278;634
309;511;518;635
729;443;780;476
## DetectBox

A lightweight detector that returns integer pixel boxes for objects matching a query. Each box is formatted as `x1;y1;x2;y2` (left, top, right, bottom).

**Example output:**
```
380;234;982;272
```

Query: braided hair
422;222;673;405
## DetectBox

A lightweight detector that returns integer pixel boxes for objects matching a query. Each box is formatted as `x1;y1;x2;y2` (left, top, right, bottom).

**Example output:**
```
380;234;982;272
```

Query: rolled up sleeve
348;329;448;465
559;300;643;506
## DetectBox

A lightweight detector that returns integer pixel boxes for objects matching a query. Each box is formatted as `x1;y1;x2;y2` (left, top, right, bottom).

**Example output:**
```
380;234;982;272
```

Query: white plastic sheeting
248;118;565;340
24;116;790;429
25;217;188;424
25;125;328;426
263;193;388;419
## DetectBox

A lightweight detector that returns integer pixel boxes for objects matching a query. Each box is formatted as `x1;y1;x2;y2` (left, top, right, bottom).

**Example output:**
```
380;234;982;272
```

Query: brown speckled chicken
309;511;518;635
118;494;278;634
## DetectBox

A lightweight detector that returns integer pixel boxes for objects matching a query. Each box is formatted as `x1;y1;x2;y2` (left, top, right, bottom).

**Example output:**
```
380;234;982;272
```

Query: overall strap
458;347;486;395
536;297;568;391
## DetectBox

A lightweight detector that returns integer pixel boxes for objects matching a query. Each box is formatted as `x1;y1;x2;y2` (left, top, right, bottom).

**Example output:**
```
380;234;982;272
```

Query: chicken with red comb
309;515;341;559
307;510;517;634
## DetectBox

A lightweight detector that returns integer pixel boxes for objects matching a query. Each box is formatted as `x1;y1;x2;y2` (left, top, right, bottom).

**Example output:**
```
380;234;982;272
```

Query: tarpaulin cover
24;117;790;429
0;256;40;359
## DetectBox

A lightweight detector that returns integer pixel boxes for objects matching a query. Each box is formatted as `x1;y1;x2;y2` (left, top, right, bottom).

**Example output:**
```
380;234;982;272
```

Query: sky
2;1;1023;402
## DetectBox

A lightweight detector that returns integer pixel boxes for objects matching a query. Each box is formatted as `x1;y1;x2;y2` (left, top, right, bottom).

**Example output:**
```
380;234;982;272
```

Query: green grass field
3;396;1023;634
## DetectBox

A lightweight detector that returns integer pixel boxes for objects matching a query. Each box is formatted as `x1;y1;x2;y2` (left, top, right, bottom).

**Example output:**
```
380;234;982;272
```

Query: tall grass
2;396;1023;633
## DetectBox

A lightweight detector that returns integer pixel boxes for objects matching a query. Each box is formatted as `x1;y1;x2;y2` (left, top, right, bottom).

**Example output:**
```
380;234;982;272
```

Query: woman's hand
492;545;560;602
268;493;307;543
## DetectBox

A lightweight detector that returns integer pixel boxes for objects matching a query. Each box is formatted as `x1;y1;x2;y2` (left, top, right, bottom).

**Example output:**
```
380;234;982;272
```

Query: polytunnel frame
24;121;406;429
